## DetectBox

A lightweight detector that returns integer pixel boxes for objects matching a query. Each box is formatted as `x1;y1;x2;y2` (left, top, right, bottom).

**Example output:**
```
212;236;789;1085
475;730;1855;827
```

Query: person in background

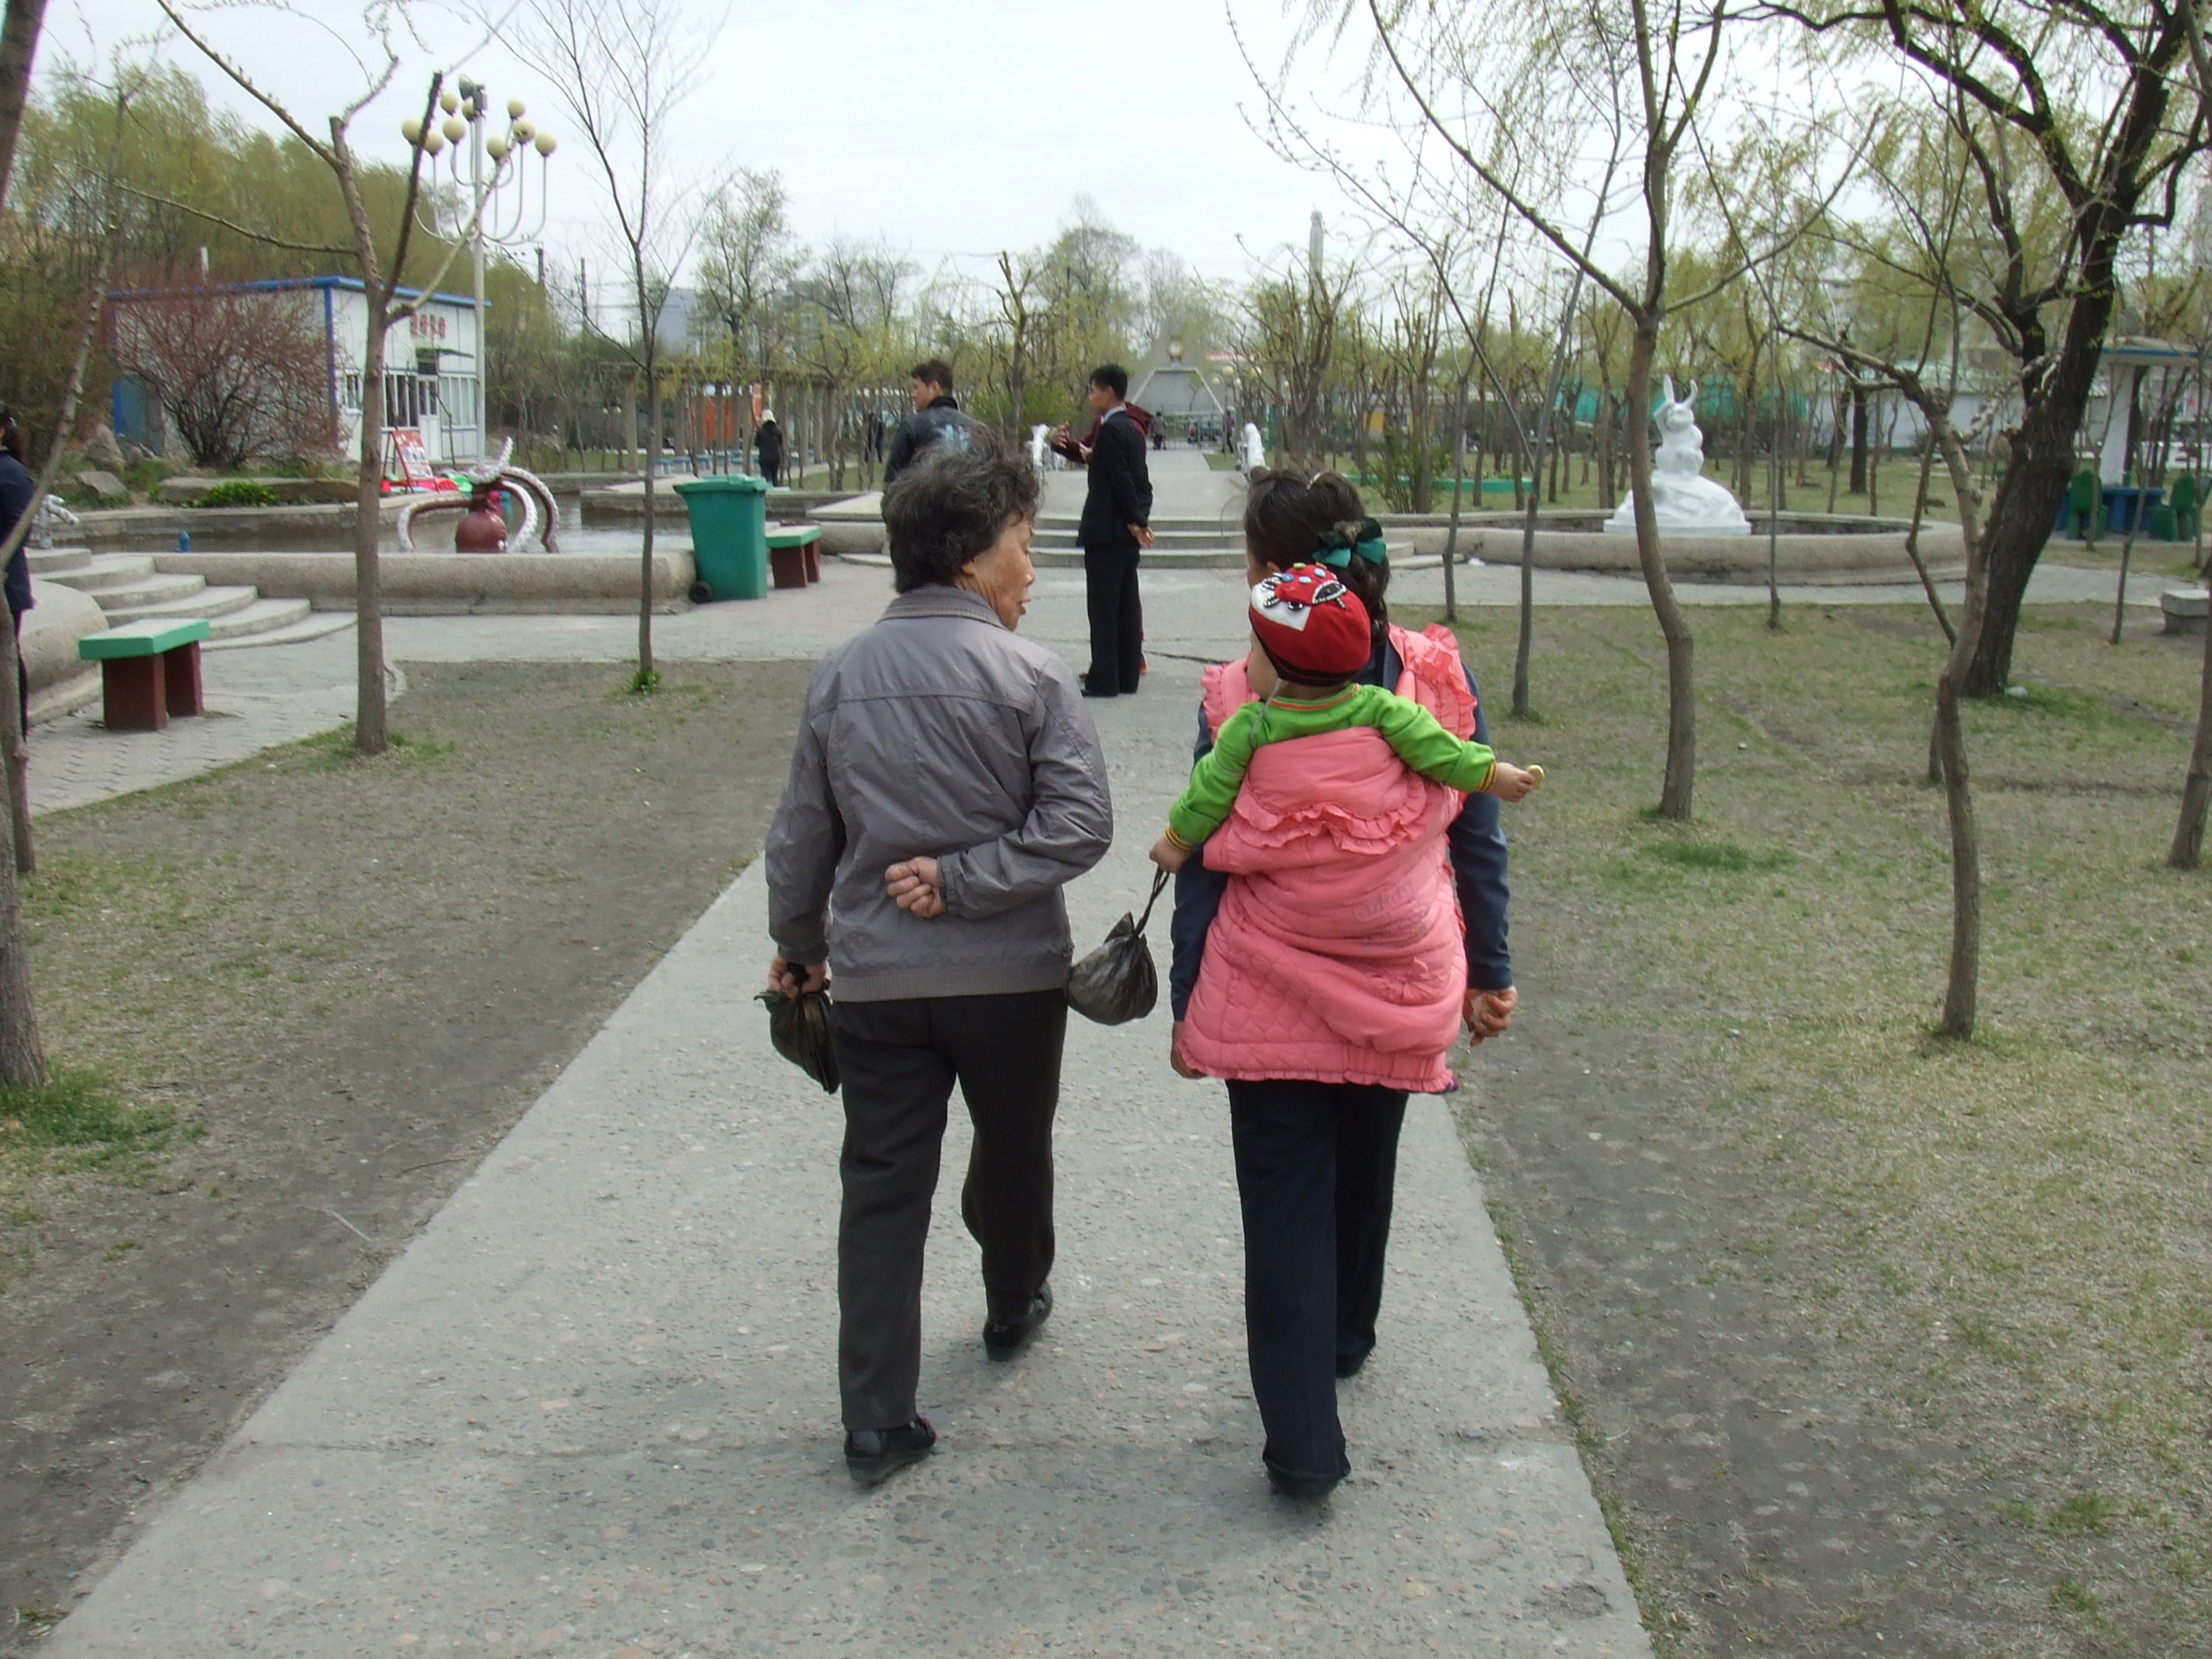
881;360;977;489
765;431;1113;1490
753;412;785;487
0;416;37;747
1047;365;1153;698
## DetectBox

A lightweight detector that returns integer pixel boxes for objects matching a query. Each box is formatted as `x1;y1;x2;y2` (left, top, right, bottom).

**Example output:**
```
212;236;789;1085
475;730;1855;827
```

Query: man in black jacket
1049;365;1153;697
881;360;976;489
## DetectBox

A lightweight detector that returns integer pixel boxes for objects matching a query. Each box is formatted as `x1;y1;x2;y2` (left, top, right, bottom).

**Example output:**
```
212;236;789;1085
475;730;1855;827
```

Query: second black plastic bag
1066;868;1170;1025
757;986;840;1093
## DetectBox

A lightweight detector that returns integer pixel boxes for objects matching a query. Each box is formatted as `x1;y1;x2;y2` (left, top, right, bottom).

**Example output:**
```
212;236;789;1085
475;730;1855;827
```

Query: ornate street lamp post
401;82;556;460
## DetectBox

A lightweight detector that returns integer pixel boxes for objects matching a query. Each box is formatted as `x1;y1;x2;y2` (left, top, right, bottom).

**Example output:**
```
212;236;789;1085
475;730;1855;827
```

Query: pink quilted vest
1180;625;1476;1093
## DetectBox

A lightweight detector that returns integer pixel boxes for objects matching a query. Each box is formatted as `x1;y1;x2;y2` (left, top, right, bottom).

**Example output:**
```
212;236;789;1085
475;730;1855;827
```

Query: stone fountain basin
1379;510;1964;583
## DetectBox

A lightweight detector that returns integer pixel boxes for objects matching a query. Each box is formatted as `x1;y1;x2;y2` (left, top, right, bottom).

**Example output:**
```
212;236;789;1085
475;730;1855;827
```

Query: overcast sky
46;0;1355;287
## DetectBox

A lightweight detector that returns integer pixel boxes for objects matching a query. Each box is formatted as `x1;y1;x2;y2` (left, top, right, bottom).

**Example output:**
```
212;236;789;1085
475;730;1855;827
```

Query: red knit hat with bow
1249;563;1372;683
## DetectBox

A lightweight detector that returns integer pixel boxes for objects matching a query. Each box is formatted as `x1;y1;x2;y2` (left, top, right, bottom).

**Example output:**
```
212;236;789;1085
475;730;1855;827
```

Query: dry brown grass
1428;600;2210;1656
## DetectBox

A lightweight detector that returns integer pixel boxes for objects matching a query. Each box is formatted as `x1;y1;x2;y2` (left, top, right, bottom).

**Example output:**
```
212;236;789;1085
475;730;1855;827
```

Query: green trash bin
673;475;769;601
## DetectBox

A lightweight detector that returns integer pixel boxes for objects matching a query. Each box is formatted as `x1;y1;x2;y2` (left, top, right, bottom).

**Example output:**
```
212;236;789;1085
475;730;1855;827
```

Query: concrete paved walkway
29;627;367;817
46;657;1650;1658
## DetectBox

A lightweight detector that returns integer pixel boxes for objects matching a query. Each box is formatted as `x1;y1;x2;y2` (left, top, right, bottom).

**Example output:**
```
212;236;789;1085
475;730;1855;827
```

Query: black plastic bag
1066;869;1170;1026
756;987;840;1093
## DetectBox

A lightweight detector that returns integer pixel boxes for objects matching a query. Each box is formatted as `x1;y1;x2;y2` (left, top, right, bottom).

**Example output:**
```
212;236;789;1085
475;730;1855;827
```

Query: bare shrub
109;283;336;468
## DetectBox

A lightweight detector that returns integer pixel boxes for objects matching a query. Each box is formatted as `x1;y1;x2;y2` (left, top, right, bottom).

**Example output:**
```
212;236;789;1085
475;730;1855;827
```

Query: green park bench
767;523;824;590
78;617;212;732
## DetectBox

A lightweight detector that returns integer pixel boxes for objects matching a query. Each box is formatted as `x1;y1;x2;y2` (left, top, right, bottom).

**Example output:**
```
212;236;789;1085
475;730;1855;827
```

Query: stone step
40;553;159;593
843;548;1247;573
100;583;259;624
1035;529;1238;551
1034;547;1243;570
203;609;355;651
1039;516;1235;535
85;570;210;610
206;596;313;640
28;545;92;576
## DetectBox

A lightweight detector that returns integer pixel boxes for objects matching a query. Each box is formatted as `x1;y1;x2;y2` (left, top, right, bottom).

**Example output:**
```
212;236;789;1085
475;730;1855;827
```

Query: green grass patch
1640;838;1795;874
0;1066;179;1168
195;480;280;508
298;724;455;770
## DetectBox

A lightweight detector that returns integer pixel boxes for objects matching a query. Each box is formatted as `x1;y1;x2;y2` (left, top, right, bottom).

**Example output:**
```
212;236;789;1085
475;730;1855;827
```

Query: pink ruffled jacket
1179;625;1476;1094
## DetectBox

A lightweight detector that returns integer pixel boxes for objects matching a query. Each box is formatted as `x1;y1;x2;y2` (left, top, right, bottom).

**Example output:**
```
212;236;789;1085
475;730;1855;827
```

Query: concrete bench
2162;588;2208;637
767;523;824;590
78;617;211;731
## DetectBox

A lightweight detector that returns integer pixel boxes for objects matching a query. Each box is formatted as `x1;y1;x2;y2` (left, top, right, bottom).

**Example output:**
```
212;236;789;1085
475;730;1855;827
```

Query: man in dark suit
1048;365;1153;697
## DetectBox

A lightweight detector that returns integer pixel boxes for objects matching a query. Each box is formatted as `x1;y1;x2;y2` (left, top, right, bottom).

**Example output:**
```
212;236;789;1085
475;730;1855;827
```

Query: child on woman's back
1150;565;1540;874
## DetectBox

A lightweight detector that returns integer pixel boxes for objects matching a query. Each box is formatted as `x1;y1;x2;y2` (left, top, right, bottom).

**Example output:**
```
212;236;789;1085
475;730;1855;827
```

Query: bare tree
1321;0;1847;817
1789;117;1999;1034
513;0;722;686
988;249;1044;440
1768;0;2211;697
1236;232;1357;471
110;284;339;468
158;0;488;756
696;165;798;471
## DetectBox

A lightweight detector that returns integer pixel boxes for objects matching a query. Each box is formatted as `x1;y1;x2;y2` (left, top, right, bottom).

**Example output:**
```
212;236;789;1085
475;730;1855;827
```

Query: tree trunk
1964;264;2129;694
1441;378;1466;624
638;352;659;680
332;137;391;757
1627;317;1696;819
0;0;48;209
1848;381;1868;494
2;183;120;870
2171;586;2212;867
0;813;41;1083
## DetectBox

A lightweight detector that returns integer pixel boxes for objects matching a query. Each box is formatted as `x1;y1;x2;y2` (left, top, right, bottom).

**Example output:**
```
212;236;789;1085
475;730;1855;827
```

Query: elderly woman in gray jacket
765;433;1114;1488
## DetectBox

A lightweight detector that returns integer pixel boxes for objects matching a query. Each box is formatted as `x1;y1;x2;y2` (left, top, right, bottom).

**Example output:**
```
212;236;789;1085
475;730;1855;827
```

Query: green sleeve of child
1357;683;1497;793
1166;701;1269;849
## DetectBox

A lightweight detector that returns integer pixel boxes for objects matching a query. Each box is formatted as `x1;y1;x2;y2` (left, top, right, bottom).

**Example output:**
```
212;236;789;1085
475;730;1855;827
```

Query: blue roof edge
107;274;482;308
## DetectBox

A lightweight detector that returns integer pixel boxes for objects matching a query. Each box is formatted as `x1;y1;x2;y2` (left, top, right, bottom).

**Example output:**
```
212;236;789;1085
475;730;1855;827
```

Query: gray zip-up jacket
766;586;1114;1002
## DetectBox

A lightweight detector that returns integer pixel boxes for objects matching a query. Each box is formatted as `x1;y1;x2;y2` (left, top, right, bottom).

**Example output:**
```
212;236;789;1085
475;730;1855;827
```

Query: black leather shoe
844;1415;936;1487
1079;678;1117;698
1335;1346;1372;1380
983;1282;1052;1361
1265;1462;1344;1501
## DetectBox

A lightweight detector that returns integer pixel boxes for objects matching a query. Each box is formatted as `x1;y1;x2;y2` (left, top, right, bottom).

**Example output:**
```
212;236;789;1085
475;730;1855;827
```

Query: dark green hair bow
1313;516;1389;570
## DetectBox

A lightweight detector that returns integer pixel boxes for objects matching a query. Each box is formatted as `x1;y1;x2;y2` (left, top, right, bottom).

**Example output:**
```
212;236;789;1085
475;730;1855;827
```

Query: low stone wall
150;551;699;614
23;579;105;723
78;499;407;551
1380;512;1963;582
580;482;852;521
813;494;886;557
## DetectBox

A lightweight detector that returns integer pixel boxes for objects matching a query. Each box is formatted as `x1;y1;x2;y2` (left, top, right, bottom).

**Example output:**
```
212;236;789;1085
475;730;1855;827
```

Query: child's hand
1149;834;1189;875
1485;762;1544;802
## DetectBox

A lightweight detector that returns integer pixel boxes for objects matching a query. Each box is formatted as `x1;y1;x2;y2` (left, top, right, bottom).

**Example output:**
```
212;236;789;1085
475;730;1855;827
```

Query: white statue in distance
1240;421;1267;474
1603;375;1751;536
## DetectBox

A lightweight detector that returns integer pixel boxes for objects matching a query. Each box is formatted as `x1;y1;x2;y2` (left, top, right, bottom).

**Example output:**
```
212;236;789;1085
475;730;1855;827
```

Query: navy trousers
1226;1079;1410;1485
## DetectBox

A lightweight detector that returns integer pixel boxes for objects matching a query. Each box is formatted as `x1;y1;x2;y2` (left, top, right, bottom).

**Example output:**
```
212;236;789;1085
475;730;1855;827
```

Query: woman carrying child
1160;470;1525;1498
